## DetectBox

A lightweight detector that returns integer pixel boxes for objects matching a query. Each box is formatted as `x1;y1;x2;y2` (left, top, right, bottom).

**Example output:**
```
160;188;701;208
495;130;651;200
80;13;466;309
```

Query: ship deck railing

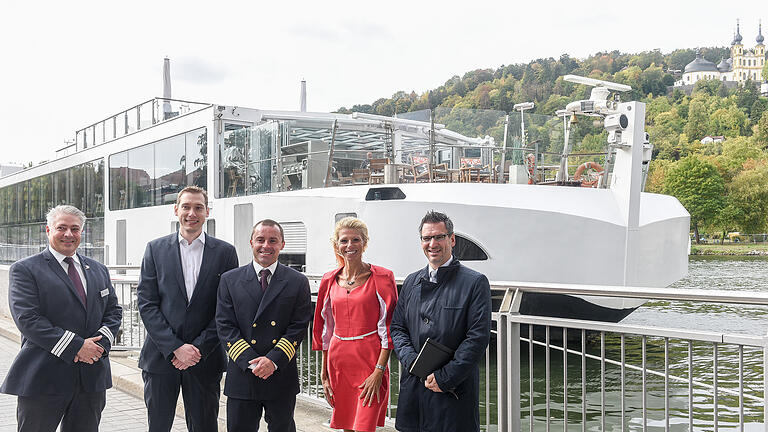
107;268;768;431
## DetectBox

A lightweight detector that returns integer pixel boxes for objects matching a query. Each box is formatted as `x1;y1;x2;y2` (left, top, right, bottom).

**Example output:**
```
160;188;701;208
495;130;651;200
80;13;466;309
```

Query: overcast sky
1;0;764;164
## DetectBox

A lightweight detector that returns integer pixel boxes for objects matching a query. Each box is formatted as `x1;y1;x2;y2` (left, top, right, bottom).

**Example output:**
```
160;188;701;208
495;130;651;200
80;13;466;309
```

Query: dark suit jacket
216;262;312;400
390;258;491;432
137;232;238;375
0;249;122;397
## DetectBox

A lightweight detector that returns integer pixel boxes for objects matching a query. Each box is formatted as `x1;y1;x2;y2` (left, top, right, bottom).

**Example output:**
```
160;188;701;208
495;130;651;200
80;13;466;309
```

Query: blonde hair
331;217;369;267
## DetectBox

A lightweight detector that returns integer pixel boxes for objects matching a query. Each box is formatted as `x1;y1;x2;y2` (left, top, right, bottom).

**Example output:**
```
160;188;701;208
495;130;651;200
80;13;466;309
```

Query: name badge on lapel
100;289;109;297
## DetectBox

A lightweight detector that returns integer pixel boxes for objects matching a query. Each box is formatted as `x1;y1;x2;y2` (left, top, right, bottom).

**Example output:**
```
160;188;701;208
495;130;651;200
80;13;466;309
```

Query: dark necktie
259;269;270;292
63;256;87;307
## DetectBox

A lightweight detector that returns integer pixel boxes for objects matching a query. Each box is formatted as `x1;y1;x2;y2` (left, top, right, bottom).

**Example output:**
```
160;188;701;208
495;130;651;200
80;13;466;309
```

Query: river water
298;256;768;430
517;256;768;431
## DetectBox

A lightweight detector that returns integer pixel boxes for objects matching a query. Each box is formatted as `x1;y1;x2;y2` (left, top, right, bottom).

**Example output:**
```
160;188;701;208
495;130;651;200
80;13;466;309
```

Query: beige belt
334;330;377;341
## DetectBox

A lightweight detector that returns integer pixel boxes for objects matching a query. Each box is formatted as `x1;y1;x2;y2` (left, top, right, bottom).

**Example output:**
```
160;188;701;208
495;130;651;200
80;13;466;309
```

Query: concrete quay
0;315;396;432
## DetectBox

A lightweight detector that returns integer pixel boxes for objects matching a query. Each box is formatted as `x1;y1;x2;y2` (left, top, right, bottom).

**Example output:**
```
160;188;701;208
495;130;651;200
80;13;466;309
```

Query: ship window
186;129;207;189
453;234;488;261
108;127;207;210
279;221;306;272
154;133;185;205
365;187;405;201
110;151;128;210
279;254;306;272
128;144;154;208
335;213;357;222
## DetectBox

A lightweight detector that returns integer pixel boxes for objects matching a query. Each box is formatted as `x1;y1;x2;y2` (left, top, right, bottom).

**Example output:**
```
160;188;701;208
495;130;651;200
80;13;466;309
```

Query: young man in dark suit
1;205;122;432
137;186;238;432
216;219;312;432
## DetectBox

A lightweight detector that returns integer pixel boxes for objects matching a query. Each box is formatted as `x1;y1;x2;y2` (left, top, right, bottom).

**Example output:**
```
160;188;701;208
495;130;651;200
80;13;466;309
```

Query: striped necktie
63;256;87;307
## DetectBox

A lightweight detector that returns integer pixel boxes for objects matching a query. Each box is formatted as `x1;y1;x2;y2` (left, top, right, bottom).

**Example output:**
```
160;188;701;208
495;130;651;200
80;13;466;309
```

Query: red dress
312;265;398;432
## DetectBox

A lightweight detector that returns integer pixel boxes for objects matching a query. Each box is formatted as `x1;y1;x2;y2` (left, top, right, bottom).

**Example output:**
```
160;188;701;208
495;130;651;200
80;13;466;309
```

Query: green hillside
337;48;768;242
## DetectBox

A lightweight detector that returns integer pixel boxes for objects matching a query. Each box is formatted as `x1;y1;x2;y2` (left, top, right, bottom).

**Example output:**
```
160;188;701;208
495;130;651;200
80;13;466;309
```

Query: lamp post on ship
508;102;534;184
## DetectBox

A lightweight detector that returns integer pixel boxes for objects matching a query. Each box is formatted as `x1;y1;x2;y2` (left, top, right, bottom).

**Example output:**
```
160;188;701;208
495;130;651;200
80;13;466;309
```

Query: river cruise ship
0;84;690;322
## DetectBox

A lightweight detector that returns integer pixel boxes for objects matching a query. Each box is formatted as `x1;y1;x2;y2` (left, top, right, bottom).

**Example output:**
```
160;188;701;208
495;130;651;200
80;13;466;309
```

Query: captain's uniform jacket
215;261;312;399
0;249;122;396
390;257;491;432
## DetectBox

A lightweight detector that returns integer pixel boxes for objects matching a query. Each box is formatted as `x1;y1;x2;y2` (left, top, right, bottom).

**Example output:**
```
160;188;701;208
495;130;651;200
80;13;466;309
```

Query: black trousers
226;393;296;432
17;389;106;432
142;369;222;432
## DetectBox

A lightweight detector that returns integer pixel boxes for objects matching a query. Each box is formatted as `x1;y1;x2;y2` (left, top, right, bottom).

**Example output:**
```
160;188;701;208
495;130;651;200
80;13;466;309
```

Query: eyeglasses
420;233;450;243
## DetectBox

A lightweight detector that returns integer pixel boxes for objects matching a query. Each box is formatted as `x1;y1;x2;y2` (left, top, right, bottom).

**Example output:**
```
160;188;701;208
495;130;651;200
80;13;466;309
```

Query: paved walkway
0;316;357;432
0;334;189;432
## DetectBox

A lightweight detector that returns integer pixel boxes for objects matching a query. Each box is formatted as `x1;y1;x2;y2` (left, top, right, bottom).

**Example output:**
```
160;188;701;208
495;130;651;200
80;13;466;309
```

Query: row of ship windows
0;219;105;265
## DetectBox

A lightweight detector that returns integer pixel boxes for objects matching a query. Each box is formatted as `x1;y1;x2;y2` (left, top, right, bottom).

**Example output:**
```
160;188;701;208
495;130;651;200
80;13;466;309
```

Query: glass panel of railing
507;112;560;183
84;126;94;150
396;109;431;123
126;107;138;134
280;118;333;190
138;100;155;130
220;123;249;198
248;121;279;194
76;130;85;150
104;117;115;142
94;121;105;146
432;107;506;183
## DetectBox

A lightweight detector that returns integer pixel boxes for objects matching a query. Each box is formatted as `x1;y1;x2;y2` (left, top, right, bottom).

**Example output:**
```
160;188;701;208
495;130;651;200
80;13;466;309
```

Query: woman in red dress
312;217;398;432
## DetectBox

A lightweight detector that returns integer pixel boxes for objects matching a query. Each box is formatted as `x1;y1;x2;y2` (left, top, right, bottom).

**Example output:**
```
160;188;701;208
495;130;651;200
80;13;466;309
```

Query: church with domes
674;20;765;87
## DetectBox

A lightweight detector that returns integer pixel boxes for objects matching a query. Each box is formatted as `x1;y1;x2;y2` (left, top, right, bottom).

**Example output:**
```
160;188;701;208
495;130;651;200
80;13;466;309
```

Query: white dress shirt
252;260;279;286
428;256;453;283
49;247;88;293
179;233;205;301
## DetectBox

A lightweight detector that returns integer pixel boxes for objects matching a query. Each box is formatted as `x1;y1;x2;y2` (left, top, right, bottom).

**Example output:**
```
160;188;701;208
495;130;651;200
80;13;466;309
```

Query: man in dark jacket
216;219;312;432
137;186;238;432
391;211;491;432
1;205;122;432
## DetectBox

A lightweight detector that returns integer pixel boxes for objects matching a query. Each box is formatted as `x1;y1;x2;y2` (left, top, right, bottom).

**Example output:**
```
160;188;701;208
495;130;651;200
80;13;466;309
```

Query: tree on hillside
728;160;768;233
715;136;765;180
663;156;725;243
710;198;740;244
683;100;709;140
645;159;673;194
709;105;749;137
756;111;768;147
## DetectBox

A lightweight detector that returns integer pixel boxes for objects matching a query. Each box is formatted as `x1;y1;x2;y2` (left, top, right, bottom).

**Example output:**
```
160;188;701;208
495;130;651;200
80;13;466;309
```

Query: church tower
731;20;745;81
757;21;765;81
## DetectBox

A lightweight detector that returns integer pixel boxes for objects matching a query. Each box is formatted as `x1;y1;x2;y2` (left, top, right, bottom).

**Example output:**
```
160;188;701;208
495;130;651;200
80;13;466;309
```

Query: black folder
409;337;454;379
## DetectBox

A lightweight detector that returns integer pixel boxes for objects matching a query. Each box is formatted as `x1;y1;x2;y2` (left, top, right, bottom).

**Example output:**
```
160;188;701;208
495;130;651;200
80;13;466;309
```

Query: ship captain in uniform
216;219;312;432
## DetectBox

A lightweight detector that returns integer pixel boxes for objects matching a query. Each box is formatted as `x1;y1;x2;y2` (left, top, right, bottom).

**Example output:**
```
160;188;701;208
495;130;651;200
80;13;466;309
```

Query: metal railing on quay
108;268;768;431
496;285;768;432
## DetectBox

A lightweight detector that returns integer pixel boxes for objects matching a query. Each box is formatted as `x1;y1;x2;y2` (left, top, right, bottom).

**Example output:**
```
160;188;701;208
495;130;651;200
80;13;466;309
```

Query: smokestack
163;57;172;120
300;80;307;112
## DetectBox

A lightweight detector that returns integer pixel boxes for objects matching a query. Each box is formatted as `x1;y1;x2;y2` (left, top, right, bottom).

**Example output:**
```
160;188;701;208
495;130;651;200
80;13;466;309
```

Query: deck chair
368;158;390;184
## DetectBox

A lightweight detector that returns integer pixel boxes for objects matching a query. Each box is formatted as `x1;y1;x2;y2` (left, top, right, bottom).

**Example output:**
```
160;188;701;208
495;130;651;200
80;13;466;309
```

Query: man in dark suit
391;211;491;432
137;186;238;432
216;219;312;432
1;205;122;432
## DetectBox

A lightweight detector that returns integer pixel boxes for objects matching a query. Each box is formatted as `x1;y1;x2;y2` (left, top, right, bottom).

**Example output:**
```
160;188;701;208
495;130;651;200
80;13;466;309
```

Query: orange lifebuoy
573;161;604;187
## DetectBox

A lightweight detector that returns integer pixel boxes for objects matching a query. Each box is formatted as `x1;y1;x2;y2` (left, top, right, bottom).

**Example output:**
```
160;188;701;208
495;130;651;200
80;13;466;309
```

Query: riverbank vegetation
337;48;768;244
690;243;768;255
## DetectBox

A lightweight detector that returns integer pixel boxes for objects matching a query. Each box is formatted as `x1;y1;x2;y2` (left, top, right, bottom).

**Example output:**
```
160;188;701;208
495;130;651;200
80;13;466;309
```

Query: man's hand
172;344;201;370
425;373;443;393
249;357;276;379
75;336;105;364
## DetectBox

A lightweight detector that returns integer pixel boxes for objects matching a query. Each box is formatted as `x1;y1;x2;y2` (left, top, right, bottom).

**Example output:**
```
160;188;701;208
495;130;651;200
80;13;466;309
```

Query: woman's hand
358;368;384;406
322;374;335;407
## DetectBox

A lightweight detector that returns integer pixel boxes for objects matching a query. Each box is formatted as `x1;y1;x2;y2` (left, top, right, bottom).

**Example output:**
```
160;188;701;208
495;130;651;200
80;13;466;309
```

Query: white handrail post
764;329;768;432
